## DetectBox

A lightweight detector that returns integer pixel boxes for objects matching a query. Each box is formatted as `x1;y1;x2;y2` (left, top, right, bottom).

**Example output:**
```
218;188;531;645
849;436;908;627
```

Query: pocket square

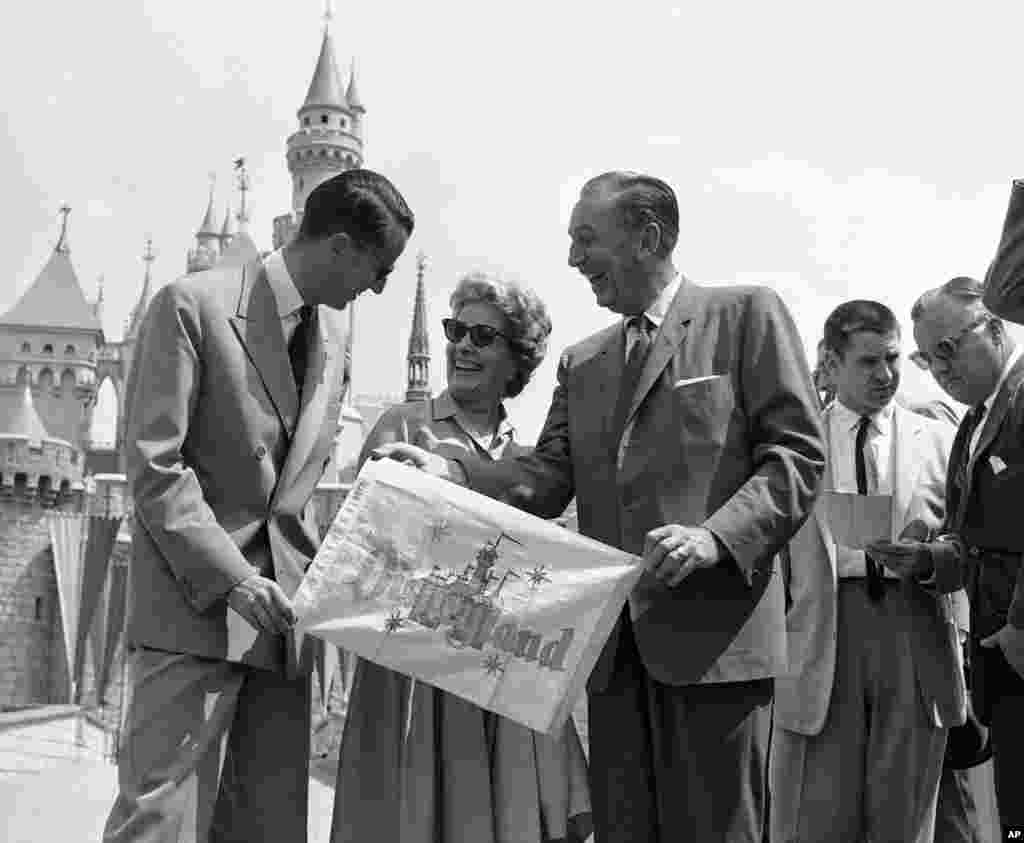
673;374;724;388
990;455;1008;475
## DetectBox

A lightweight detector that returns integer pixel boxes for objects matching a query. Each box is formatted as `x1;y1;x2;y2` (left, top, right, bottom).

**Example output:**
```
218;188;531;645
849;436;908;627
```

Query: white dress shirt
262;249;308;346
969;345;1023;460
624;273;682;359
829;399;897;578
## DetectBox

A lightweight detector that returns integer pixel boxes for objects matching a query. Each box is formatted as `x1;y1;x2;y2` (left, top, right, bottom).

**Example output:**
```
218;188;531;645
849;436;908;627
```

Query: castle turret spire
346;59;364;112
406;252;431;403
187;175;221;273
55;204;71;254
126;239;155;340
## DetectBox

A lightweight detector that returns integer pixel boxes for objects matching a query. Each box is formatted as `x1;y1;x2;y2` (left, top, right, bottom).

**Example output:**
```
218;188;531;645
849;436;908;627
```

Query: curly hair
449;271;552;398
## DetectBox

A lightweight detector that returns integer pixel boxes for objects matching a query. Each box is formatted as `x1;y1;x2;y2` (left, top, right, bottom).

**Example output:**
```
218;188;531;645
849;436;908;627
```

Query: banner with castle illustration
293;458;642;736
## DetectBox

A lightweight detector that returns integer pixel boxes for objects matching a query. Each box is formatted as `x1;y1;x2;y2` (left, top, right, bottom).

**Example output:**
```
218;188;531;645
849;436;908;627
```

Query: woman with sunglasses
331;271;592;843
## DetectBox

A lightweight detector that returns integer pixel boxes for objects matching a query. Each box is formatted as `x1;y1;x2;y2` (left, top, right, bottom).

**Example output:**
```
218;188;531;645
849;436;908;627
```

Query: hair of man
297;168;415;250
823;299;900;358
580;171;680;258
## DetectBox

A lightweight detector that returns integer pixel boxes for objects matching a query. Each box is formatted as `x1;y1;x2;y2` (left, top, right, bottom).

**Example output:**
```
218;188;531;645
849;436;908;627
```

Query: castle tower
273;8;364;249
215;160;261;268
124;239;155;344
186;178;221;273
0;206;104;452
218;205;235;251
405;253;431;403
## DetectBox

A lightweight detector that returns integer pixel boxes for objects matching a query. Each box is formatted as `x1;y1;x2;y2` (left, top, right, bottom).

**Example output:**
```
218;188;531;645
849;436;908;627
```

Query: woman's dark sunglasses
442;318;515;349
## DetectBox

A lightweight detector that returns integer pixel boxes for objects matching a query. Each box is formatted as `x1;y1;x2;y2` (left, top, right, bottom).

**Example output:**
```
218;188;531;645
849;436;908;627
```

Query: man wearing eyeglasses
868;276;1024;836
771;300;963;843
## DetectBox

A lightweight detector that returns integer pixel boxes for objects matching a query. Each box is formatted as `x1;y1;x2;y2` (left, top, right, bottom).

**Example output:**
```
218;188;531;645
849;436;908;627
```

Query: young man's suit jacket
775;402;967;735
459;279;825;691
983;179;1024;323
122;258;349;674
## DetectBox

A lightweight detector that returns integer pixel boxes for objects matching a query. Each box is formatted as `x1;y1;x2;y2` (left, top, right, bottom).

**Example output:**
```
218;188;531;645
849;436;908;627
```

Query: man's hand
370;429;463;482
226;575;297;636
643;525;722;587
981;624;1024;681
864;538;933;579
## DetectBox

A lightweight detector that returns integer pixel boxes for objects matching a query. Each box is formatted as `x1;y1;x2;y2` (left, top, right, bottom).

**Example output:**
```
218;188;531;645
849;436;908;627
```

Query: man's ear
824;347;842;375
327;230;355;256
637;221;662;259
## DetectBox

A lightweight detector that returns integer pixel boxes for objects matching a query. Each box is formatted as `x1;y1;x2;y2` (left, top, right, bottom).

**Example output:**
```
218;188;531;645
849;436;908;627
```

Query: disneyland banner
293;458;642;736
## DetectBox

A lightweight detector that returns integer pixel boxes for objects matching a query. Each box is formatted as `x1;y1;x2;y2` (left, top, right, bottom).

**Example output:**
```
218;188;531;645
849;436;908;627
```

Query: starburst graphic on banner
384;610;406;634
483;653;507;676
525;564;551;588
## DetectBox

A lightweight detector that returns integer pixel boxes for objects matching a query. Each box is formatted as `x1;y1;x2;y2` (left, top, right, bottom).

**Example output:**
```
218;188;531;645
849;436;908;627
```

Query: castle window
64;344;75;356
61;369;76;392
16;366;29;386
38;368;54;391
20;342;30;353
303;116;311;126
334;150;341;159
42;344;53;354
34;597;42;621
299;177;305;190
340;118;347;129
320;149;327;157
320;114;329;124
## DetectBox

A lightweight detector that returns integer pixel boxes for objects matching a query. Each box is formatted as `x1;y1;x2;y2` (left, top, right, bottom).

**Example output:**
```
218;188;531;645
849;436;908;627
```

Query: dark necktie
611;316;653;447
952;404;987;526
288;305;314;392
855;415;886;602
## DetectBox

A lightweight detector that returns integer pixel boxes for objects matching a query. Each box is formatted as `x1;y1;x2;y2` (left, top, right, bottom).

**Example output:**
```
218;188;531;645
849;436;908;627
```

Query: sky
3;0;1024;444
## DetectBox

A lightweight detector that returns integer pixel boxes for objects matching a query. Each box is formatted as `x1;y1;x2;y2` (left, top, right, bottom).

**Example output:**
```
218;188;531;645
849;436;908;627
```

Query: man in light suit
103;169;413;843
376;171;825;841
771;300;966;842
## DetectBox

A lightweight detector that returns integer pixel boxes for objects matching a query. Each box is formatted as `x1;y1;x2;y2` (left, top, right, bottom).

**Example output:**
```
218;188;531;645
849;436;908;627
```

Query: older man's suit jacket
775;402;967;735
932;355;1024;638
983;179;1024;323
122;258;349;673
460;279;825;690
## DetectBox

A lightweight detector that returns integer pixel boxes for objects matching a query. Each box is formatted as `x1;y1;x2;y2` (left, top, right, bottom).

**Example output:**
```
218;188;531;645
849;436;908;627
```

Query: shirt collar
983;345;1023;414
432;389;515;441
262;249;306;319
622;272;682;331
832;397;895;435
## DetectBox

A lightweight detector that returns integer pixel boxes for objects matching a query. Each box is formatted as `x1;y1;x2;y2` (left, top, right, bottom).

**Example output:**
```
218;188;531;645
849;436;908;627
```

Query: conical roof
302;28;347;110
0;384;57;443
346;61;364;111
220;205;236;239
125;247;155;341
197;192;219;237
0;248;103;333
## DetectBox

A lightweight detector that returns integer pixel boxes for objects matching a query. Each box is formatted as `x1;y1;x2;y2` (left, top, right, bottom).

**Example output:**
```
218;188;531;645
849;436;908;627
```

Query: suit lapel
624;279;699;426
814;404;838;576
965;357;1024;492
891;406;923;537
601;328;626;444
277;305;341;494
228;263;300;433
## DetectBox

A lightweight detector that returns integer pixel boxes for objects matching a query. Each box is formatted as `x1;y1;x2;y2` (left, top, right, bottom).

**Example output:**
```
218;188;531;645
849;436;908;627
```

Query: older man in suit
102;169;413;843
771;300;966;842
376;171;825;842
872;275;1024;835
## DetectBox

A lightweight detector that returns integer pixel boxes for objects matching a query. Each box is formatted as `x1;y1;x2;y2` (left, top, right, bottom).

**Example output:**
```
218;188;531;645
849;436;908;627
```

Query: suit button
255;445;267;459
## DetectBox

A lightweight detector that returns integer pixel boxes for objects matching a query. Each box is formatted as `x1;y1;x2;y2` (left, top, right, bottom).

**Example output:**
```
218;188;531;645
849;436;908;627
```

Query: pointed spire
302;13;346;110
55;204;71;254
126;239;155;339
197;174;219;238
93;275;105;319
220;204;236;242
406;252;431;403
234;157;250;230
346;59;365;112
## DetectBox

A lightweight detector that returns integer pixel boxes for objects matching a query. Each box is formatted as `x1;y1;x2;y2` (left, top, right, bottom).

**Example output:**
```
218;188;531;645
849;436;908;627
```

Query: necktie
288;305;314;392
952;404;987;527
855;416;886;602
610;315;653;450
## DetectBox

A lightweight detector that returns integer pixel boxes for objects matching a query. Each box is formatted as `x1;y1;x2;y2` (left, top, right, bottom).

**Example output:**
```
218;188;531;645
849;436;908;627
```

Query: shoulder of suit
561;321;620;363
699;283;786;311
155;264;249;316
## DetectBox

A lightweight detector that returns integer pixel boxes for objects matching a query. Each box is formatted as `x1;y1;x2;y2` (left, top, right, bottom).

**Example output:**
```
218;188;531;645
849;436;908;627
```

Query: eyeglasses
442;318;516;349
909;315;989;371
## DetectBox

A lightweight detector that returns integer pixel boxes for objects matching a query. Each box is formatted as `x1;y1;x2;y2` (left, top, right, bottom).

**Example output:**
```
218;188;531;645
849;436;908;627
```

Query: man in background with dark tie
771;300;964;842
873;276;1024;836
